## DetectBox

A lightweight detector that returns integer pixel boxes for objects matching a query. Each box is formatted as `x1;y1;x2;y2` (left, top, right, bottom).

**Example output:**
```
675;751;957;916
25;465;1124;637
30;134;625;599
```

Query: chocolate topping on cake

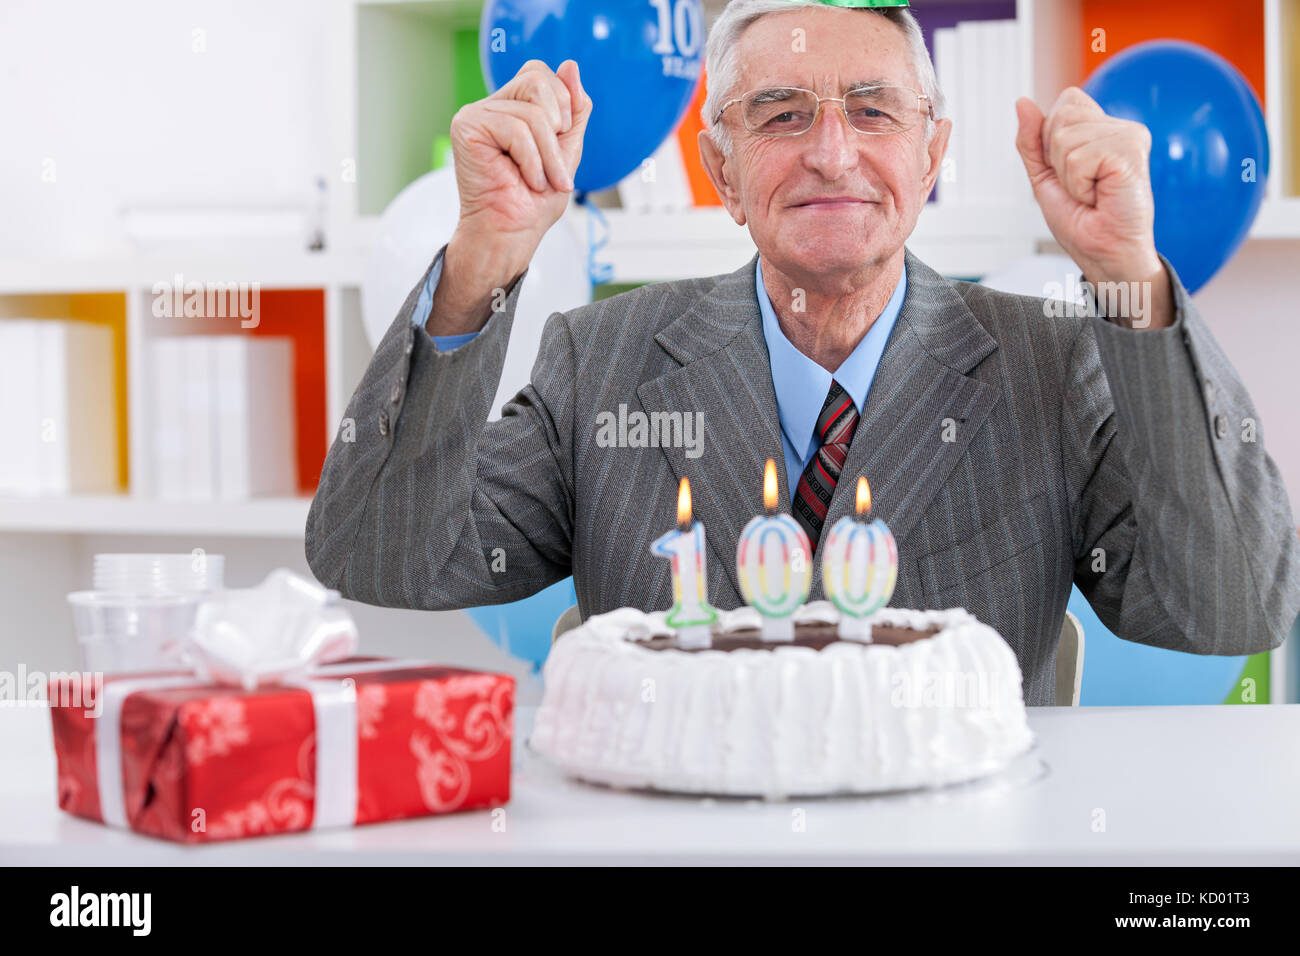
631;620;939;653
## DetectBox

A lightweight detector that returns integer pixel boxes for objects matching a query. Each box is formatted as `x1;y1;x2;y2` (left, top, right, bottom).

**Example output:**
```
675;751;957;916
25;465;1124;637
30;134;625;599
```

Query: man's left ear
921;117;953;195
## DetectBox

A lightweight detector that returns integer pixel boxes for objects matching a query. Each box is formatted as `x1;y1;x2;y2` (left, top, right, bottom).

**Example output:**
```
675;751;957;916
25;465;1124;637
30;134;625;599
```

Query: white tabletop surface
3;702;1298;865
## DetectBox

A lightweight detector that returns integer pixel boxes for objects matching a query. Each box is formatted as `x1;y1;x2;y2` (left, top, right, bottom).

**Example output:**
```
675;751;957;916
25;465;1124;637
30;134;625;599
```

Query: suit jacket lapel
820;248;1000;598
636;253;782;601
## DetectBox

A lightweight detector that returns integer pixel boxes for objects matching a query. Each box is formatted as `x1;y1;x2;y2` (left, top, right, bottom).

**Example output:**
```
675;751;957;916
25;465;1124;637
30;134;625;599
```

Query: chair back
1055;610;1085;706
551;604;583;644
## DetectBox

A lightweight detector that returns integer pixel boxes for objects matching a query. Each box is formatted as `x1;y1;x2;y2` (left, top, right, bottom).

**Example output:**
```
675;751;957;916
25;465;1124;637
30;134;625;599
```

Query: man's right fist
448;58;592;269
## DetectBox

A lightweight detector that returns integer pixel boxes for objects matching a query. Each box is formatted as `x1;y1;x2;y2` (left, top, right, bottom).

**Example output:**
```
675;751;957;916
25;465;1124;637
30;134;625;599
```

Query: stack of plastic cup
91;553;225;594
68;553;225;674
67;591;205;673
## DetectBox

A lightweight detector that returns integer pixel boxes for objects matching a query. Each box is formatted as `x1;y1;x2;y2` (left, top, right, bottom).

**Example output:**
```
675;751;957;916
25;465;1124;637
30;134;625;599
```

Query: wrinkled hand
1015;87;1172;328
450;58;591;257
431;59;592;334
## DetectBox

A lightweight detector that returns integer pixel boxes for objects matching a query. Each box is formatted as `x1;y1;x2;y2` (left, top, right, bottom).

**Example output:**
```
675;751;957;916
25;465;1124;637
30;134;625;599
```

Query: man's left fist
1015;87;1172;327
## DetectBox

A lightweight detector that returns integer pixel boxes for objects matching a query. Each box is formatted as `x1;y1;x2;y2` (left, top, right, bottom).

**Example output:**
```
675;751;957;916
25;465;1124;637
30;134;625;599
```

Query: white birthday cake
529;601;1034;798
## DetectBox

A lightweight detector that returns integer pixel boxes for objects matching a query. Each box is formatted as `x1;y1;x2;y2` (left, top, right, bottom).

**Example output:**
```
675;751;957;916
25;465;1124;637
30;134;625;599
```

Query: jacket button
404;334;414;355
1204;378;1214;402
1214;413;1229;440
378;410;390;436
390;383;401;405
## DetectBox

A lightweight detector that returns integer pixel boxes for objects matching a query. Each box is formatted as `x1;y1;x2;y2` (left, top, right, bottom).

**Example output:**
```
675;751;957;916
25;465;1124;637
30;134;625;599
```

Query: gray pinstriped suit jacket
305;243;1300;705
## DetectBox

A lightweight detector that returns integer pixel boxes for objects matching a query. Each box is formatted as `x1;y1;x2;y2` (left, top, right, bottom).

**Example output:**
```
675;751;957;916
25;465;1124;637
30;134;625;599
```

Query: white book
956;21;988;203
35;322;117;494
212;337;296;499
934;27;962;205
647;134;693;213
34;324;66;494
1003;20;1032;203
150;338;188;500
0;322;43;495
181;338;217;500
616;158;654;214
993;21;1013;204
992;21;1023;203
0;324;21;493
616;132;693;214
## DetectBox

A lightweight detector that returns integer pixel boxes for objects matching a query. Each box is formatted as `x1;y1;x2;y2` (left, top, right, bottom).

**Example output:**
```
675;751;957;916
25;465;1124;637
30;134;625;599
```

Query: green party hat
791;1;910;7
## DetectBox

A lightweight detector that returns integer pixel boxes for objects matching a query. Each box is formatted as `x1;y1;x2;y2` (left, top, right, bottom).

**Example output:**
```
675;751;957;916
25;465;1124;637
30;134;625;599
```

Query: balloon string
576;191;615;286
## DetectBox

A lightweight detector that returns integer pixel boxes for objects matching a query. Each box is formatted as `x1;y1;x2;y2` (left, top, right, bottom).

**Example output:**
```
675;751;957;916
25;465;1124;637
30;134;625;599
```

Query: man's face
700;9;951;283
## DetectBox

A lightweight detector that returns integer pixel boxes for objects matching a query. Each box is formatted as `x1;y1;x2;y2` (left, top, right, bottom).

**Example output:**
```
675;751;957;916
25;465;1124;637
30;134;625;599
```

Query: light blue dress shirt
412;248;483;351
413;249;908;504
757;257;906;503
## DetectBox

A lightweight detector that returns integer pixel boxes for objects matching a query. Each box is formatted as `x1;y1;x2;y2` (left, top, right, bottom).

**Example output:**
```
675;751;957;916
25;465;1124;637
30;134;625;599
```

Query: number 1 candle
736;459;812;641
651;477;719;649
821;477;898;641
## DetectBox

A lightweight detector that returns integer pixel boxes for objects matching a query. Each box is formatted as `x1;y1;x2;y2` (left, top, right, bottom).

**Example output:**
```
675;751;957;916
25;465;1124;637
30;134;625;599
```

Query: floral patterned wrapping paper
49;660;514;843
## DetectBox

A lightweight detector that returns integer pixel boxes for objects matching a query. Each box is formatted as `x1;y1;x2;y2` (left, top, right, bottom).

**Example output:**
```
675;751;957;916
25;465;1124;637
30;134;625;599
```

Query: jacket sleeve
1063;254;1300;654
304;242;576;609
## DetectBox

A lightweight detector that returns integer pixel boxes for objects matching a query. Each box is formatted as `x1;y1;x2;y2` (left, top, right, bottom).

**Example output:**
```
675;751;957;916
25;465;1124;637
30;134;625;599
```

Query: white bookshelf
0;252;365;295
0;496;312;538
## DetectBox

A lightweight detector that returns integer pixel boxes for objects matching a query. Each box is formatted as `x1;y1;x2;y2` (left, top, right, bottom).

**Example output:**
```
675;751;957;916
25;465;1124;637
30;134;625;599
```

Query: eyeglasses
713;85;934;136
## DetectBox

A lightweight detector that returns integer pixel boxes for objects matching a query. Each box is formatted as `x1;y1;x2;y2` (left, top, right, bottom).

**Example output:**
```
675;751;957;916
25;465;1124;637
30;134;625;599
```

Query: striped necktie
792;379;860;551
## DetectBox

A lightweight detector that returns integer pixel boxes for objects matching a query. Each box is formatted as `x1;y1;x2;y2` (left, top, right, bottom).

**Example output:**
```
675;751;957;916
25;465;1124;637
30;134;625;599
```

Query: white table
3;703;1298;865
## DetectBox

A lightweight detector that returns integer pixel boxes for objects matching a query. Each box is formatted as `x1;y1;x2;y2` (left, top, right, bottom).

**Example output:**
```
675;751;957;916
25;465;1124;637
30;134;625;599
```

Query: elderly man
306;0;1300;704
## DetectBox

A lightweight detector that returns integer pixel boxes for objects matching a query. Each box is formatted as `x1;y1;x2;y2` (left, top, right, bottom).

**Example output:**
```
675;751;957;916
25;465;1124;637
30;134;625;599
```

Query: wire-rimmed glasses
713;85;934;136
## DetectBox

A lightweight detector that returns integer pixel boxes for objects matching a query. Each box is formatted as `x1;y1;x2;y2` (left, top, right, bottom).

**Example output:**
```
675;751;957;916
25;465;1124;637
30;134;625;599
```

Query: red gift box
49;658;514;843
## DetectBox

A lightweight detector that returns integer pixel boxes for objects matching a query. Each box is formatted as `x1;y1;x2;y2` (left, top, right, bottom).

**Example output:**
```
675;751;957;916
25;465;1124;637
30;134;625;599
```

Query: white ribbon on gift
94;657;435;830
92;568;433;832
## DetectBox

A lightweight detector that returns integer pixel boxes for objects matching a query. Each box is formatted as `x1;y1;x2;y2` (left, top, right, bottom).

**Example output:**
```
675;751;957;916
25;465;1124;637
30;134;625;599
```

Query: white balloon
361;167;592;421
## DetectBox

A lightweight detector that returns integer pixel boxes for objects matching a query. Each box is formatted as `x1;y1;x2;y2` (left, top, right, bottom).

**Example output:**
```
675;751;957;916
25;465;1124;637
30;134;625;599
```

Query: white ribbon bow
187;568;360;690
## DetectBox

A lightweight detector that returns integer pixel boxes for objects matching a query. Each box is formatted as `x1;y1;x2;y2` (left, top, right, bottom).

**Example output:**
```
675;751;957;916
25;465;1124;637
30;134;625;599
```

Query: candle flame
677;477;693;530
763;459;778;513
856;476;871;516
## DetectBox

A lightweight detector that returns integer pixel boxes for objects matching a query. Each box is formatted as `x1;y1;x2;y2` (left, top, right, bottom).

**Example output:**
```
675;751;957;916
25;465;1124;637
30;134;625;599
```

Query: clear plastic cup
67;591;203;674
92;553;224;594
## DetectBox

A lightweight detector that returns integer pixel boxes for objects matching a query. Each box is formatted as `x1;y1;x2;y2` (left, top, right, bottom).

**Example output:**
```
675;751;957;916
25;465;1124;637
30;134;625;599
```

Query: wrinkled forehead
733;8;916;93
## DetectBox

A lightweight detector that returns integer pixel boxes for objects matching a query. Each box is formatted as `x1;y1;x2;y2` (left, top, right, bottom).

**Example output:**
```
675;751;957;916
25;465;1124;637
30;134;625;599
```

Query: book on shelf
616;133;695;214
149;336;297;501
0;319;118;497
934;25;963;205
212;337;297;499
150;338;188;501
934;19;1029;207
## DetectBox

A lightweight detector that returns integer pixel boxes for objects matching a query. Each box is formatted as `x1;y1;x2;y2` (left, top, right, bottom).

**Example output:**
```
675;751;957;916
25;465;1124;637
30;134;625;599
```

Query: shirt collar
756;256;907;458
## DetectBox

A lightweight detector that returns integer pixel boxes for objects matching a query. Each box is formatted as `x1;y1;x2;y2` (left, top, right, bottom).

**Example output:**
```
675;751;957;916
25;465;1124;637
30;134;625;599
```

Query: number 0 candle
651;477;719;649
736;459;812;641
821;477;898;641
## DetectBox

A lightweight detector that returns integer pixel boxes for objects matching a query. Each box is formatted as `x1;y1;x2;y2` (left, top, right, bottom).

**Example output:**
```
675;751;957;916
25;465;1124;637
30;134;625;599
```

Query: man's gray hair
701;0;946;154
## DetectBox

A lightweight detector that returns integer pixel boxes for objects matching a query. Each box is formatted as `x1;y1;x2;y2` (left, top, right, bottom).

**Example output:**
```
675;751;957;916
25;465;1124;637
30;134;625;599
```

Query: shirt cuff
411;247;485;352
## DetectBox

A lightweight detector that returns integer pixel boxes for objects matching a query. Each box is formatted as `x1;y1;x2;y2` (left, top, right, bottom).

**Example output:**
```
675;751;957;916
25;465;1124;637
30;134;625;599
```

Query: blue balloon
1084;41;1269;294
465;576;578;673
481;0;704;193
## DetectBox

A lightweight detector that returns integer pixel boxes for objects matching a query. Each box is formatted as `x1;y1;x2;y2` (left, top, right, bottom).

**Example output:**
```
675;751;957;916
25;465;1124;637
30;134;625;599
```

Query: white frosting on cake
529;601;1034;797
